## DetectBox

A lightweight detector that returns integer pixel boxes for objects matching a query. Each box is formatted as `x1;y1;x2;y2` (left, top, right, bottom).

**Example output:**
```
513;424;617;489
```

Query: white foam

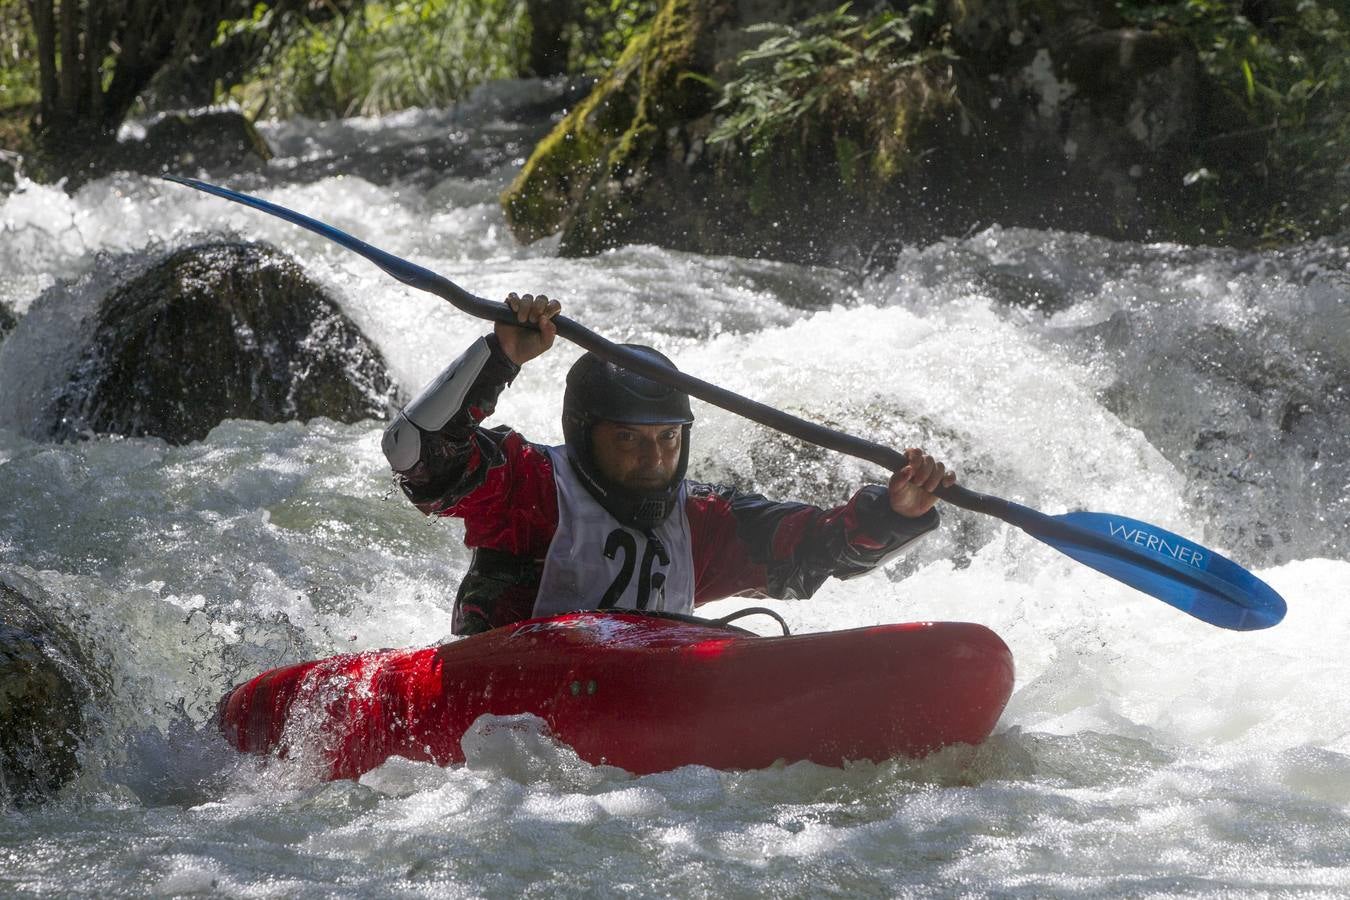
0;115;1346;897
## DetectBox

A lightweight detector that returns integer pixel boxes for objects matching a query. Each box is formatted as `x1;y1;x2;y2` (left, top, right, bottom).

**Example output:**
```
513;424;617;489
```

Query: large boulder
47;241;398;444
0;579;90;807
32;110;273;189
501;0;1273;264
501;0;737;256
122;110;273;177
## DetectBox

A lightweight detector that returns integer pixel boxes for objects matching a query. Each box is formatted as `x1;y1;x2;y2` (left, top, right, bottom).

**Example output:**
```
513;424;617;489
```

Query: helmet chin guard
562;346;694;530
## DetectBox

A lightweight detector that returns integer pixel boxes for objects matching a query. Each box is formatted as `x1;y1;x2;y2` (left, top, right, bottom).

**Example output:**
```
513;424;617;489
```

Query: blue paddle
165;175;1287;631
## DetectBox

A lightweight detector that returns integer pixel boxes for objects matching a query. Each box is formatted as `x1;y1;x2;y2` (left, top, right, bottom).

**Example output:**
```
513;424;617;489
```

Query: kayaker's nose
635;434;663;465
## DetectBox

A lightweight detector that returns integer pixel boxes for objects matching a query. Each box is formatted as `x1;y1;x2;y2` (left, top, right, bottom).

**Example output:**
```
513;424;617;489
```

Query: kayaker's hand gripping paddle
166;176;1287;631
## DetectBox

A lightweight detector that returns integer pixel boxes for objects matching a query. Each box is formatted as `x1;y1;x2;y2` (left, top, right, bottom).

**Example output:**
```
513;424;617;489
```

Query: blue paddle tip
1051;512;1287;630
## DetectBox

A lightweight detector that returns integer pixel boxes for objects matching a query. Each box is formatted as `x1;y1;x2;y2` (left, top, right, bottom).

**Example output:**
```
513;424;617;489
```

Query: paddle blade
1043;511;1286;630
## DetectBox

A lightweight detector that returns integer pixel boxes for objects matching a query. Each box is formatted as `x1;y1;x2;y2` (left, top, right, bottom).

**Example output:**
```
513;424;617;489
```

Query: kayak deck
218;611;1014;778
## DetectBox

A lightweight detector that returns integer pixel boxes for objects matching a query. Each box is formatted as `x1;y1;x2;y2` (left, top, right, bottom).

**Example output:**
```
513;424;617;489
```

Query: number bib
534;446;695;617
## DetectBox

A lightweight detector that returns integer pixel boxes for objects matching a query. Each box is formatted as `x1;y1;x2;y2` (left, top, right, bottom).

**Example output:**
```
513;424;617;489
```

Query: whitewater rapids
1;84;1347;896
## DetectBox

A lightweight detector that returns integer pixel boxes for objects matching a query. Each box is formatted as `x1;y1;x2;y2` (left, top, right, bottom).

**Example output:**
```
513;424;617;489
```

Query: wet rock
502;0;743;255
501;0;1233;265
39;111;274;188
1002;27;1200;235
47;241;398;444
0;301;15;341
0;580;88;807
1088;291;1350;566
974;267;1076;314
130;110;272;176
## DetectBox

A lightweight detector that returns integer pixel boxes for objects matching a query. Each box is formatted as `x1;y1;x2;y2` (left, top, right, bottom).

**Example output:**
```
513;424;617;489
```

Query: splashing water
1;92;1347;896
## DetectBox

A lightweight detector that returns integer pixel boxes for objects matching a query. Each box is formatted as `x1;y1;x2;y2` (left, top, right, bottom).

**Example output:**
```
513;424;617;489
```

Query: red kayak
217;611;1014;779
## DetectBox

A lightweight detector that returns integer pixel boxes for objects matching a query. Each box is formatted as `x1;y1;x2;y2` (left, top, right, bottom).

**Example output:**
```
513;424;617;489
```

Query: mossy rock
502;0;1308;262
0;580;90;807
502;0;723;254
500;35;646;245
501;0;976;261
46;241;398;444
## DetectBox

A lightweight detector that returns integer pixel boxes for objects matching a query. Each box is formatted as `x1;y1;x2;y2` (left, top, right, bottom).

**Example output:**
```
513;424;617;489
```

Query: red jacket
395;337;939;633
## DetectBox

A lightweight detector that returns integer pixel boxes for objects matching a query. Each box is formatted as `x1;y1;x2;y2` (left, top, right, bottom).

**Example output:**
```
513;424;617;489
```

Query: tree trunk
28;0;57;120
27;0;369;172
526;0;571;77
57;0;80;116
100;0;173;134
84;0;106;125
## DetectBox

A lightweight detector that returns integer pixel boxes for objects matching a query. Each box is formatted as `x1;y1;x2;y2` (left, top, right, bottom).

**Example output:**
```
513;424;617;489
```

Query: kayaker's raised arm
380;309;957;636
380;293;560;515
686;478;943;604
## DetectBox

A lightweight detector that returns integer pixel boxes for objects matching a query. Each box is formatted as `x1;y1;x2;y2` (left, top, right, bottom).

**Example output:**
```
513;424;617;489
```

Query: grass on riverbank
219;0;529;119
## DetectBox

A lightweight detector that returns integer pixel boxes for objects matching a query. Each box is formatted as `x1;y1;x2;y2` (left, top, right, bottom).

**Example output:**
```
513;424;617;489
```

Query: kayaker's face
591;421;682;492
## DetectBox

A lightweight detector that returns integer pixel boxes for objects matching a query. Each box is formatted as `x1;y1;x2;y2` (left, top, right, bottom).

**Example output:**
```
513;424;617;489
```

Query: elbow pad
382;337;494;473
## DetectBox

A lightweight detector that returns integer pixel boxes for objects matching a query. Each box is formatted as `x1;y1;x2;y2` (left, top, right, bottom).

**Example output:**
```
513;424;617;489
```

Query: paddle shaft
334;208;1247;597
460;307;1242;594
383;263;1008;517
165;174;1003;514
163;175;1286;629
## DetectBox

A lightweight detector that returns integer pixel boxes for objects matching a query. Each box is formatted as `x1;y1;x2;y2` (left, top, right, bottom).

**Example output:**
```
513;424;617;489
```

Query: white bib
534;446;695;617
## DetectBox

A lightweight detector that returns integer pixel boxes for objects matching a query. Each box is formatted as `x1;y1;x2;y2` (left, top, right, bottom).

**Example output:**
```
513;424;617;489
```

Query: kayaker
383;293;957;634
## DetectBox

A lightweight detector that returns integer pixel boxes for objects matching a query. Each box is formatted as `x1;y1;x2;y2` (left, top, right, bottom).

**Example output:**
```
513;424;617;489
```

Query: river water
1;81;1348;896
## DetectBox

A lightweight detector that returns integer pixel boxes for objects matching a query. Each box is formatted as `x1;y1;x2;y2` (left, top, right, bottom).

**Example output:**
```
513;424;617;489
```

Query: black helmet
562;345;694;529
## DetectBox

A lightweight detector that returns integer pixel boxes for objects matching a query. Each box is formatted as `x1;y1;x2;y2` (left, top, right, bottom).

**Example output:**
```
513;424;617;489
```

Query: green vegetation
0;1;658;164
709;2;958;182
18;0;243;163
3;0;1343;242
0;1;36;110
220;0;530;119
707;0;1348;240
557;0;660;74
1115;0;1349;238
0;2;37;155
218;0;660;120
502;0;711;253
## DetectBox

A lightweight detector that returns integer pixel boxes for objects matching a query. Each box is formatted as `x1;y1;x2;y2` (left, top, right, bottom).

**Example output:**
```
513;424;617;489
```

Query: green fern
709;2;958;175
